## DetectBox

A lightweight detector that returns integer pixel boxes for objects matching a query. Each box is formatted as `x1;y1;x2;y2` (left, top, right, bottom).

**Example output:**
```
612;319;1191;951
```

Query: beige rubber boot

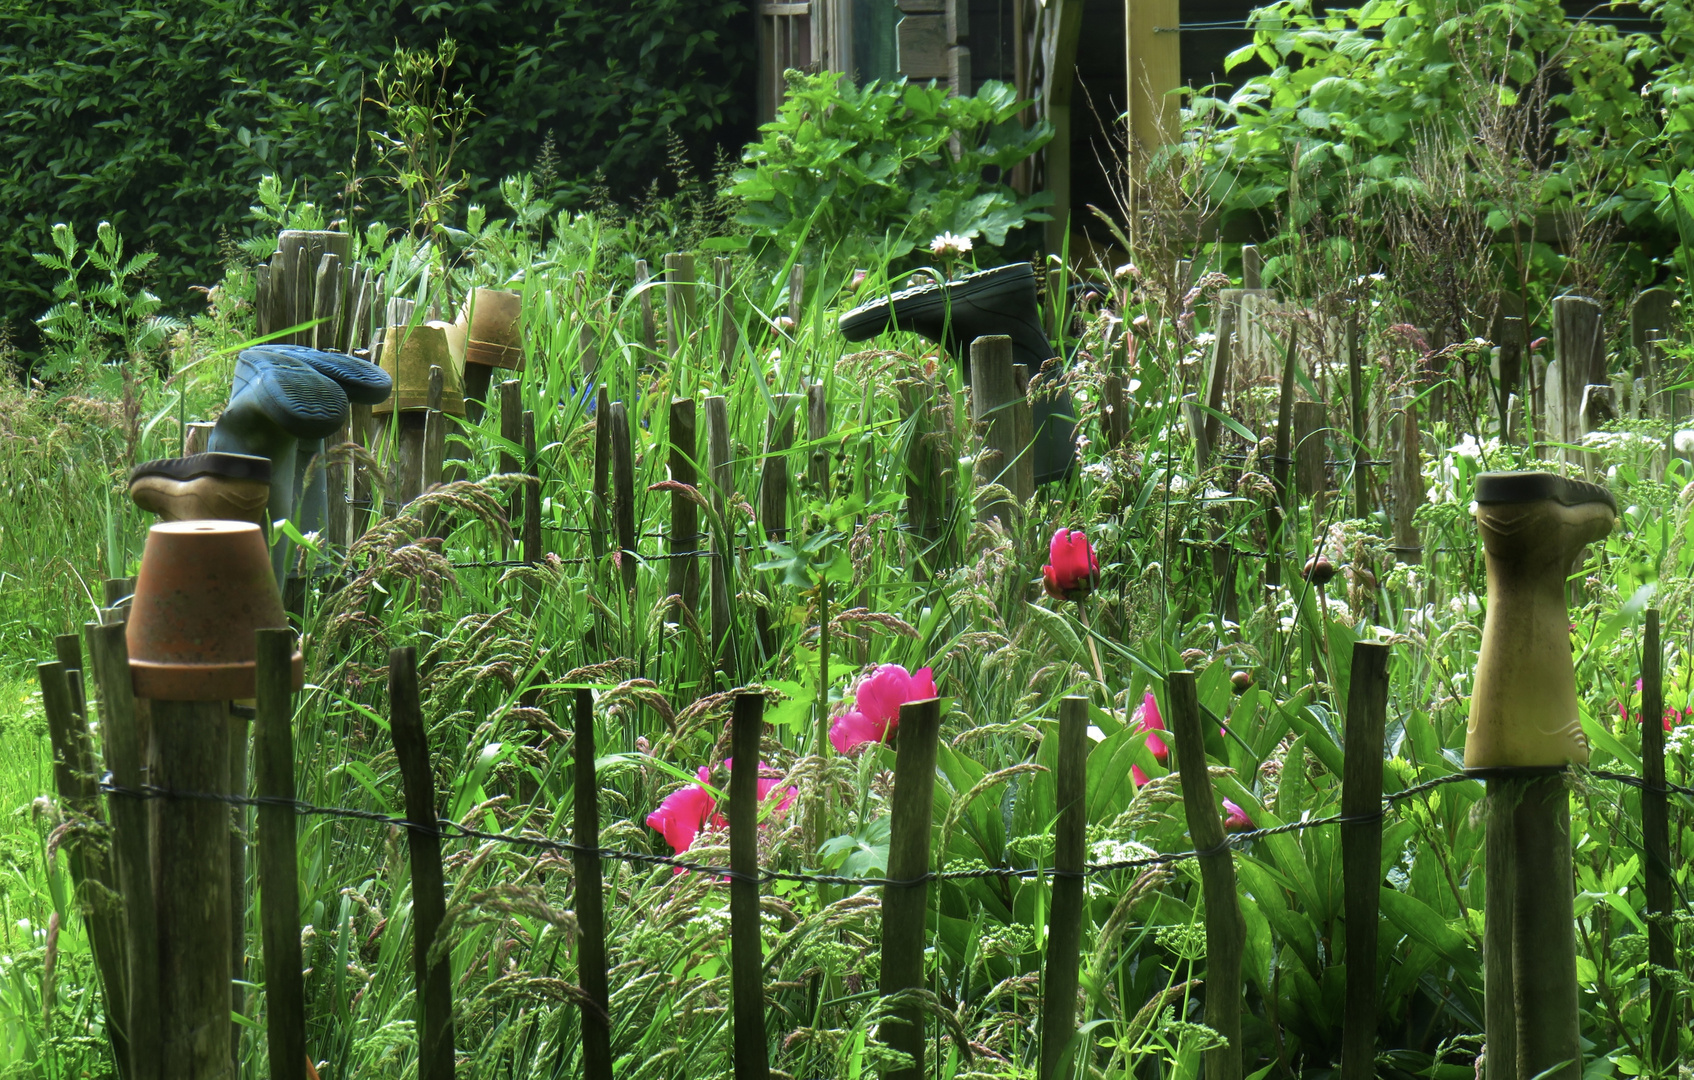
129;453;273;526
1466;472;1616;768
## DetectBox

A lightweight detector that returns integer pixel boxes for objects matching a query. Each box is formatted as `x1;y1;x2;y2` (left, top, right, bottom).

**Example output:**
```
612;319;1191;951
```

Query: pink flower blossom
1135;691;1168;763
1223;799;1254;831
1042;528;1099;601
1615;677;1687;732
829;664;938;753
646;767;718;856
646;760;797;860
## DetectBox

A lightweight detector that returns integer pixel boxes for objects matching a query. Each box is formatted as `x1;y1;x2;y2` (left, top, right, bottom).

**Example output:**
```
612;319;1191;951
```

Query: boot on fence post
1466;472;1616;1080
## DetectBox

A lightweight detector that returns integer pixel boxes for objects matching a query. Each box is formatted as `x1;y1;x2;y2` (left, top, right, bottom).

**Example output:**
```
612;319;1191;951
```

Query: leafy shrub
731;71;1053;271
0;0;755;359
1184;0;1694;234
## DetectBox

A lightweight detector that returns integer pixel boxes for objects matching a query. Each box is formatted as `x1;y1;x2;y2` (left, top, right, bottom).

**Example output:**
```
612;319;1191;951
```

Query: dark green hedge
0;0;755;354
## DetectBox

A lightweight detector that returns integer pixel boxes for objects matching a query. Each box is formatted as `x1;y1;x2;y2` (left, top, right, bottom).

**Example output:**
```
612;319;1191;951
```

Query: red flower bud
1042;528;1099;601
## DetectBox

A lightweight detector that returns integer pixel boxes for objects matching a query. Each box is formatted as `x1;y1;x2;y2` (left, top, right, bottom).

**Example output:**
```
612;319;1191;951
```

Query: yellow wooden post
1125;0;1182;212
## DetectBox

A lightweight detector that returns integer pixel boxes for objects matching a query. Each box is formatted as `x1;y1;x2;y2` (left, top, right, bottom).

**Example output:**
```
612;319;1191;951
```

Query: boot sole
839;263;1039;341
247;344;392;405
129;452;272;484
223;353;350;441
1476;472;1615;512
129;474;271;524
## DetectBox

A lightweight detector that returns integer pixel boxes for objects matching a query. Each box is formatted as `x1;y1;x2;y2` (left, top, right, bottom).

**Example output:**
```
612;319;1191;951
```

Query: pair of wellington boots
839;262;1077;485
1466;472;1617;769
131;345;391;580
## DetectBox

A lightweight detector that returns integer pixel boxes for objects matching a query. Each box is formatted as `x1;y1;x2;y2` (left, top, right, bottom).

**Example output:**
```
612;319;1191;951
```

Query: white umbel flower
929;232;973;256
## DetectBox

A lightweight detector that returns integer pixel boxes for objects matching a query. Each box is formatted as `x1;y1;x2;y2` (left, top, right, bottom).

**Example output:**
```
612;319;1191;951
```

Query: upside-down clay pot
458;287;525;370
127;521;304;699
372;321;466;416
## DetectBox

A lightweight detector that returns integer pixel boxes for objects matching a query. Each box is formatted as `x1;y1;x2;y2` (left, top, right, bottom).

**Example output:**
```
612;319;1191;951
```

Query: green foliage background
0;0;755;356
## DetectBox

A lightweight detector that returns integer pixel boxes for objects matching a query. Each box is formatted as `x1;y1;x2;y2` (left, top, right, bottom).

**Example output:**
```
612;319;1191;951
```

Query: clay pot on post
125;520;303;1076
374;322;465;505
458;288;524;424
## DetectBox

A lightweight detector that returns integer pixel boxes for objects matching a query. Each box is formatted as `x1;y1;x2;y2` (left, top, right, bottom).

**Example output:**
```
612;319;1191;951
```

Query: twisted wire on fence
94;768;1694;890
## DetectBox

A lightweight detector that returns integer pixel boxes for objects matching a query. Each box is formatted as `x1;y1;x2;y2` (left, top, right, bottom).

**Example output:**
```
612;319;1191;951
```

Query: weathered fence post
1038;696;1089;1080
609;402;638;598
730;694;771;1080
1485;784;1519;1080
500;380;523;544
667;253;698;354
1241;245;1262;290
1640;609;1676;1068
572;688;614;1080
787;264;805;329
704;396;737;680
635;259;658;356
1341;641;1389;1079
758;395;801;659
1168;671;1243;1080
970;335;1033;523
389;646;455;1080
255;628;306;1080
85;621;160;1080
1392;391;1424;566
1348;314;1369;518
881;697;943;1080
806;381;830;497
592;385;611;560
422;364;446;494
522;411;543;565
1267;329;1299;588
38;657;129;1068
1552;295;1604;466
668;398;701;620
1293;399;1326;516
716;258;738;377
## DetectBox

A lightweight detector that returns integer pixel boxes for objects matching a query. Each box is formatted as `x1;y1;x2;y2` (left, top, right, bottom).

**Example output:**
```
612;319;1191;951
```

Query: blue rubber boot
208;348;349;580
240;345;392;544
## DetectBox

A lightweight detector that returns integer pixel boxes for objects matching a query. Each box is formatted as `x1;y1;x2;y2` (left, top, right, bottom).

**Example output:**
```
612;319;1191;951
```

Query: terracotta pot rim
130;651;304;700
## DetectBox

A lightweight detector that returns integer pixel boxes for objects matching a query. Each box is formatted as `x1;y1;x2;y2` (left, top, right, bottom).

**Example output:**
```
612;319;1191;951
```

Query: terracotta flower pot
372;321;466;416
127;521;304;700
458;287;525;370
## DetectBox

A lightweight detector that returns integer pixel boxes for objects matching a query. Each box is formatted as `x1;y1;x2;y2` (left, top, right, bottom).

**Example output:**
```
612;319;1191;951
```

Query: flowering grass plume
830;663;938;753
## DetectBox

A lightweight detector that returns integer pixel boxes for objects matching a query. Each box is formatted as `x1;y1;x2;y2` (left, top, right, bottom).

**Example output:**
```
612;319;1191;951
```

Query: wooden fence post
1267;329;1299;588
761;394;800;541
1640;609;1676;1068
666;252;697;359
806;381;830;498
1241;245;1262;290
635;259;658;356
1038;696;1089;1080
609;402;638;598
787;264;805;329
1293;399;1326;516
880;697;943;1080
84;621;160;1080
522;411;543;565
572;689;614;1080
38;658;129;1068
592;386;611;561
1341;641;1389;1080
1552;296;1604;466
1511;774;1579;1080
423;364;446;494
668;398;701;620
1202;300;1236;457
704;396;737;680
389;647;455;1080
1168;670;1243;1080
970;335;1033;523
1484;786;1519;1080
716;258;738;378
730;694;771;1080
1348;314;1369;519
150;697;232;1073
255;628;306;1080
500;380;523;545
1392;391;1424;566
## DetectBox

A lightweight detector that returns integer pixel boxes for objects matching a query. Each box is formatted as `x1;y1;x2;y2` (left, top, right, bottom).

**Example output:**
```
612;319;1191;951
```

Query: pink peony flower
647;760;797;860
829;664;938;754
1616;678;1684;732
646;767;718;856
707;758;798;829
1042;528;1099;601
1223;799;1254;831
1131;765;1151;787
1135;691;1168;763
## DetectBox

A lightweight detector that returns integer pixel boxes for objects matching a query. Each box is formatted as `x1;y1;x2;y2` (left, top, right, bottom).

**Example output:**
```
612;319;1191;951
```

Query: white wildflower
929;232;973;257
1675;430;1694;454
